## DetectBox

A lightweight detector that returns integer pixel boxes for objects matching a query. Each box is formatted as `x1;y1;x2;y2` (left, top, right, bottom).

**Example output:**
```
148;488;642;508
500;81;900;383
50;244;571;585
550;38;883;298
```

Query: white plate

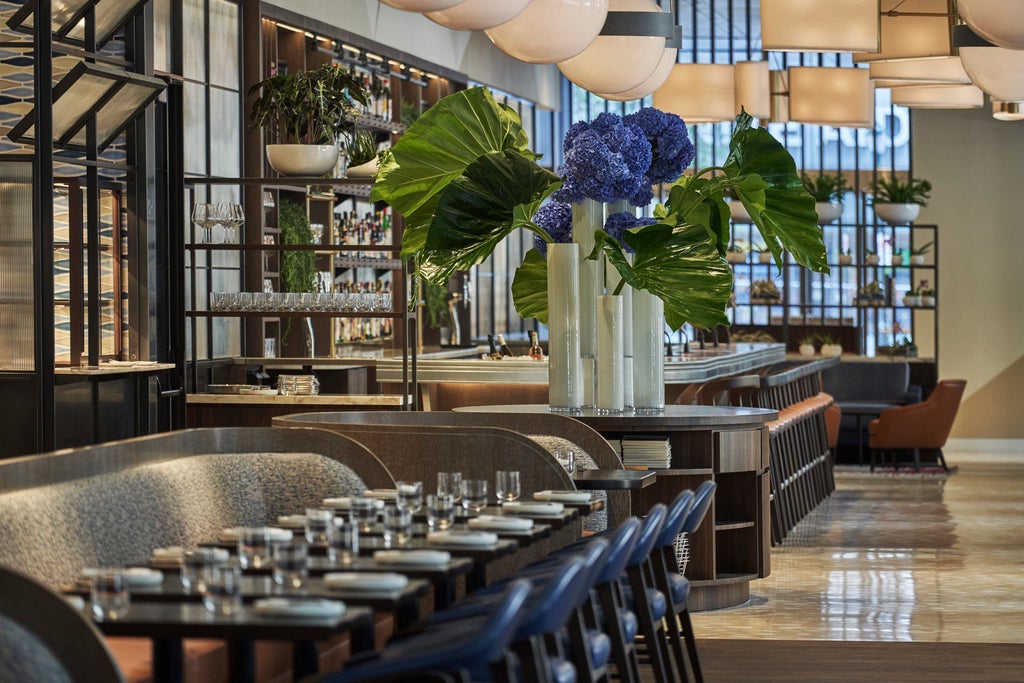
219;527;293;543
253;598;346;619
79;567;164;587
467;515;534;532
373;550;451;567
533;490;593;504
363;489;398;501
323;572;409;592
501;501;565;516
426;531;499;547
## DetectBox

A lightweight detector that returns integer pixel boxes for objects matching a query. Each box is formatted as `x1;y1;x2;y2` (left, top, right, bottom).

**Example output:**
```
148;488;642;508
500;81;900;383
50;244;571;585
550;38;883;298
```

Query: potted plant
838;248;853;265
726;241;748;264
818;333;843;357
909;240;933;265
865;248;879;265
798;335;817;357
249;63;370;176
920;281;936;307
801;172;847;224
344;130;381;178
903;282;922;307
870;175;932;224
752;242;773;264
749;280;782;303
856;280;886;306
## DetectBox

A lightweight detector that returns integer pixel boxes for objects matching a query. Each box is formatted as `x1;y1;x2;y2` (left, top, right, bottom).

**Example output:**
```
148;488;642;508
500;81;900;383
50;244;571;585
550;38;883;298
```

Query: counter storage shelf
188;311;405;319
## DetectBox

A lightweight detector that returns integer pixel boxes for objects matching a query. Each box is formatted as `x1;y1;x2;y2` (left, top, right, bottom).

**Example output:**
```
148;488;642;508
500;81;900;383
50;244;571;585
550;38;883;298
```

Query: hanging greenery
279;199;317;294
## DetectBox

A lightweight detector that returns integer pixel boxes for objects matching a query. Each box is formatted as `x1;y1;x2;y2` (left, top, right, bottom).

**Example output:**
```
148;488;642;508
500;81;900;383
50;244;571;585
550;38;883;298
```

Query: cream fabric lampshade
958;0;1024;50
853;0;953;63
425;0;531;30
598;45;677;102
558;0;669;95
869;56;970;87
486;0;609;65
955;25;1024;102
380;0;465;11
653;63;735;123
761;0;880;53
890;84;985;108
734;61;770;119
788;67;874;128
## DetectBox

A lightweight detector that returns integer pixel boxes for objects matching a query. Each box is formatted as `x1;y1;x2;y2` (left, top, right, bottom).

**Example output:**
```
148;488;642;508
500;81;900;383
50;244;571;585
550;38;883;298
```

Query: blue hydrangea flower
603;212;657;254
561;113;652;205
624;107;694;184
552;170;586;204
532;200;573;257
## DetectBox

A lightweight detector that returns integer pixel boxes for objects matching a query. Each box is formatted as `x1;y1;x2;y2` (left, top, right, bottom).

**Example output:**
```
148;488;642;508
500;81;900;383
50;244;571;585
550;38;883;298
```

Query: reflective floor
693;450;1024;643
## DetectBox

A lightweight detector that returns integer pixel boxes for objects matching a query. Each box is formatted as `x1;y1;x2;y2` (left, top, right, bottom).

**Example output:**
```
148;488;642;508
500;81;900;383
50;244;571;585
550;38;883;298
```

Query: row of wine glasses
191;203;245;243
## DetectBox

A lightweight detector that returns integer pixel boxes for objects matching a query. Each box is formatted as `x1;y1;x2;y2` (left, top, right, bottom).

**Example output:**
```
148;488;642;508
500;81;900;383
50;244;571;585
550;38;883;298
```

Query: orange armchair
868;379;967;471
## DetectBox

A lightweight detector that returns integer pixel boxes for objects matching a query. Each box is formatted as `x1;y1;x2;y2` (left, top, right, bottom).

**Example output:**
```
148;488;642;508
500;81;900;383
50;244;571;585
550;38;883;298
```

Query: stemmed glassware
191;203;215;243
220;203;245;243
191;203;244;243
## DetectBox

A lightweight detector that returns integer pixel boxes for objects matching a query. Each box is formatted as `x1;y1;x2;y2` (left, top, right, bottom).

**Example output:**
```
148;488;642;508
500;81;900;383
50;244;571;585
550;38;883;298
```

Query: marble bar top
377;342;785;385
186;393;408;406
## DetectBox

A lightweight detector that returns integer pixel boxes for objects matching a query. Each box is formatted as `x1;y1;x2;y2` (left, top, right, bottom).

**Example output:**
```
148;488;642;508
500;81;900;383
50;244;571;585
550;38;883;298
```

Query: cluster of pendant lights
381;0;1024;123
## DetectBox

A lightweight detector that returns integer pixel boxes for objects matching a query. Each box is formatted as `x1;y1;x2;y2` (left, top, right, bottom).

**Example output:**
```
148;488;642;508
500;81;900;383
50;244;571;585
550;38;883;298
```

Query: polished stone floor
692;449;1024;643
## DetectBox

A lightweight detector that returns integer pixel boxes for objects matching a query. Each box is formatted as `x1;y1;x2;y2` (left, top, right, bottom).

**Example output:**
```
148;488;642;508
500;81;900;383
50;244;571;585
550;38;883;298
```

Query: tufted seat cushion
550;656;577;683
619;583;667;620
667;573;690;605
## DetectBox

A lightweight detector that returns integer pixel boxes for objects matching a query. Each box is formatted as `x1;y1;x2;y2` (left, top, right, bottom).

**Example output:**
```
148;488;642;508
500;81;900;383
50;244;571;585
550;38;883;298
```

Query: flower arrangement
623;107;695;186
530;201;573;257
372;87;827;331
603;212;656;253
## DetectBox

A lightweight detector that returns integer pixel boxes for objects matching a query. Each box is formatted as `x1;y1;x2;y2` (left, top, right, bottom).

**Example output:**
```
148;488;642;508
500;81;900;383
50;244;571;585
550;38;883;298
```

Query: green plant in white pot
798;334;817;357
870;175;932;224
801;172;847;224
249;64;370;176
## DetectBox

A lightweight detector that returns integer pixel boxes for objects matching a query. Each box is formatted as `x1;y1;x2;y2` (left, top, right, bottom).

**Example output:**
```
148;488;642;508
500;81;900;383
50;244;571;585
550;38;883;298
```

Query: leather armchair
868;379;967;471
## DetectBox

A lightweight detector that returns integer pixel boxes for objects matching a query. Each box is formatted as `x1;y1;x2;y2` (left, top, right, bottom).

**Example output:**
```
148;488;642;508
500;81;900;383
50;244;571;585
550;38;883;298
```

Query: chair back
627;504;667;567
656;490;696;548
924;379;967;446
0;566;124;683
468;579;534;665
516;555;592;636
595;518;642;584
681;480;717;534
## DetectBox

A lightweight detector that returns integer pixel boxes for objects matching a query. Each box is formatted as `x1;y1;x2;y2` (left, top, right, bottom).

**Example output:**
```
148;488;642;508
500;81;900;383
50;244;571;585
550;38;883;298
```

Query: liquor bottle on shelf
529;331;544;361
486;334;502;360
497;333;515;357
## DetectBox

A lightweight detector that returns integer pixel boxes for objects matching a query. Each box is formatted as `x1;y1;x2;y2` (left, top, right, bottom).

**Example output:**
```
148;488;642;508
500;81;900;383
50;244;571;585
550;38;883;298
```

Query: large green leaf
724;112;828;273
418;150;560;284
369;87;532;260
593;224;734;330
511;248;550;324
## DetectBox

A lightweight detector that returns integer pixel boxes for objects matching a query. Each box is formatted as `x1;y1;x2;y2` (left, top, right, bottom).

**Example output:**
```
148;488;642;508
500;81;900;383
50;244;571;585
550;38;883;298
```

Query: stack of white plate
621;435;671;468
277;374;319;395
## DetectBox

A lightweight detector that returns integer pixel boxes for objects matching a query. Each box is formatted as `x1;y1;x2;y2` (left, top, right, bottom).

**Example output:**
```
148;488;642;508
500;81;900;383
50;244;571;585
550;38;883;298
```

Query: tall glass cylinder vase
632;288;665;412
596;294;624;413
547;243;583;411
572;199;602;408
605;257;633;409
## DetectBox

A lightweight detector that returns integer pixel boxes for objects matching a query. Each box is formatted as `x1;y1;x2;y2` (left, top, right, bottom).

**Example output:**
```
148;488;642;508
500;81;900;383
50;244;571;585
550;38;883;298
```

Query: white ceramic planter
891;254;904;266
266;144;339;176
839;254;853;265
572;199;602;408
910;255;926;265
799;344;816;357
727;199;752;223
632;289;665;413
874;202;921;224
596;295;624;414
547;243;583;411
866;254;880;265
821;343;843;358
815;201;843;224
345;157;379;178
921;295;936;307
758;251;772;264
726;251;747;264
903;295;922;307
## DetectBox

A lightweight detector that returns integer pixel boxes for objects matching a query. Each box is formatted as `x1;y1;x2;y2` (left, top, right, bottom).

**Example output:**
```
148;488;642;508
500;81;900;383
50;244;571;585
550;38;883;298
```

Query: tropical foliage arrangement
371;87;828;332
345;129;380;167
279;199;317;294
248;64;370;145
801;172;848;202
870;175;932;206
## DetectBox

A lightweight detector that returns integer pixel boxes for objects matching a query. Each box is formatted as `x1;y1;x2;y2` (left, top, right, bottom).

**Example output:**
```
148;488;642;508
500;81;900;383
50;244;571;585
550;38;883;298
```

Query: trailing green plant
870;175;932;206
801;172;848;202
248;64;370;145
345;130;380;167
911;240;934;256
401;101;422;127
422;281;451;329
279;199;317;294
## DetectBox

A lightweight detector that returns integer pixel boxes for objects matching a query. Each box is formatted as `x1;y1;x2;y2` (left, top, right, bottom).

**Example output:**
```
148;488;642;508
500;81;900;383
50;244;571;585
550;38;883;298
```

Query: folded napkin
79;567;164;587
501;501;565;516
373;550;451;566
426;530;499;547
253;598;346;619
219;527;293;543
64;595;86;611
467;515;534;532
150;546;185;564
533;490;593;504
323;497;385;510
363;489;398;501
276;515;308;528
323;572;409;592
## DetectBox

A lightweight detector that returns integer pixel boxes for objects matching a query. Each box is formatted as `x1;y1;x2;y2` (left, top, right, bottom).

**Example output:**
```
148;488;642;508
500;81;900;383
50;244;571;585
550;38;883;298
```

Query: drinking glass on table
329;518;359;565
554;447;576;474
304;508;335;548
90;568;130;620
349;496;377;534
426;494;455;531
237;527;273;569
462;479;488;514
396;481;424;513
202;564;242;615
383;507;412;548
181;547;226;593
495;470;521;505
437;472;462;503
272;542;309;588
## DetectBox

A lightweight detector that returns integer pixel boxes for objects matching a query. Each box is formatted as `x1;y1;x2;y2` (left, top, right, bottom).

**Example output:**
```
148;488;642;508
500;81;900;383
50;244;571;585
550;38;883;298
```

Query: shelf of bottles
727;219;938;357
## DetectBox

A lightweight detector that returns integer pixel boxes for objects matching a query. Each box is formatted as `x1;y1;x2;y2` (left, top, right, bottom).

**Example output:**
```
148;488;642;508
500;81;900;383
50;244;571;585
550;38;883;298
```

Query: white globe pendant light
486;0;609;65
425;0;531;31
558;0;671;95
380;0;465;11
955;25;1024;102
598;42;677;101
958;0;1024;50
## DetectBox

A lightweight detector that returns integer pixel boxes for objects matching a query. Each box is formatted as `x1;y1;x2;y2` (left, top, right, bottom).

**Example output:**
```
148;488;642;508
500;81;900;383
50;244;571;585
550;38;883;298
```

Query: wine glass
191;203;214;243
223;203;245;244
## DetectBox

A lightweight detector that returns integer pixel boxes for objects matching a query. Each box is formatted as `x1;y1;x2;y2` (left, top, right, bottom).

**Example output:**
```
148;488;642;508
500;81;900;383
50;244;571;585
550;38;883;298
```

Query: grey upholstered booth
271;410;629;530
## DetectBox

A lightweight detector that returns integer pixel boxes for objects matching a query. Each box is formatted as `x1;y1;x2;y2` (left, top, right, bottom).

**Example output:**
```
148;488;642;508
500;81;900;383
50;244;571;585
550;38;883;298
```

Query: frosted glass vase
606;256;633;409
547;243;583;411
572;199;602;408
596;294;624;413
632;288;665;412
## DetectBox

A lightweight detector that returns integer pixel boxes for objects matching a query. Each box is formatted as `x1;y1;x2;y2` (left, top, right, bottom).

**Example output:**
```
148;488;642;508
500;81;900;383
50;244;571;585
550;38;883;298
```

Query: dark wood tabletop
572;468;658;490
